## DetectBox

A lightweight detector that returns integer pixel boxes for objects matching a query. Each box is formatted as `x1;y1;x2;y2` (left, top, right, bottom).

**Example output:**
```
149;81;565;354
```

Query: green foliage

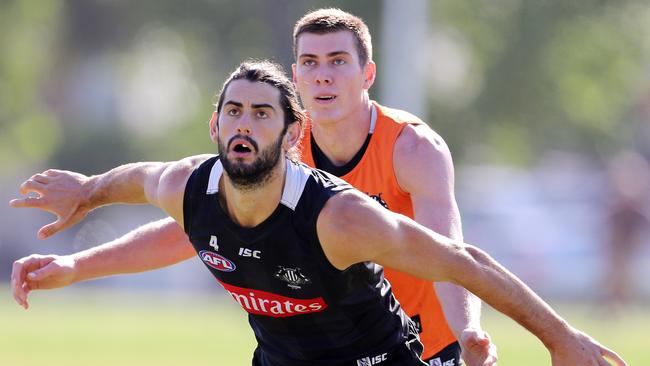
1;0;649;169
0;0;65;171
429;0;650;164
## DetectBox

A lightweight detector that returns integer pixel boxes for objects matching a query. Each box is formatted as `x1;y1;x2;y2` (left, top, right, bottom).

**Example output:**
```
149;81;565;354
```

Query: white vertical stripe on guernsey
206;159;224;194
206;158;310;212
279;160;310;211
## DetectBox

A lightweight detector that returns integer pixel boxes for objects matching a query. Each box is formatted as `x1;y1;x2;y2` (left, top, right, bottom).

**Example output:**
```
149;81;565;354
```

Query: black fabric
253;323;426;366
422;341;462;366
310;133;372;177
183;156;420;365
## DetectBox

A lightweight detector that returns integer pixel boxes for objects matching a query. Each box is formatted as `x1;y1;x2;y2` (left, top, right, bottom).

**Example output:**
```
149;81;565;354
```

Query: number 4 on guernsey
209;235;219;251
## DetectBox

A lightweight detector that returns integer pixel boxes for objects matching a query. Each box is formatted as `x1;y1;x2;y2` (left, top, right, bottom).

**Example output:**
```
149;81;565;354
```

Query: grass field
0;286;647;365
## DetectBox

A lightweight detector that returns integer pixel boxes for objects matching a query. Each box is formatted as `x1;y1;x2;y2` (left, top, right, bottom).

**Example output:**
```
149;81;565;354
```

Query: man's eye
333;59;346;65
257;111;268;118
303;60;316;66
227;109;239;116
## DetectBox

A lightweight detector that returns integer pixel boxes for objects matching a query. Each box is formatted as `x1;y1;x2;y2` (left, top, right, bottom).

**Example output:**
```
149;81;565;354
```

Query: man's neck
311;100;373;166
219;160;286;228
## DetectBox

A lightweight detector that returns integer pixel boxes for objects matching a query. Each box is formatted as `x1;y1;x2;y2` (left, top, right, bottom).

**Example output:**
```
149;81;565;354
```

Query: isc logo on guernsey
199;250;236;272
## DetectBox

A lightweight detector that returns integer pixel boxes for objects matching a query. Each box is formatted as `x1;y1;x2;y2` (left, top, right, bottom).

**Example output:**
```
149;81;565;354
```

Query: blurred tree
0;0;65;172
427;0;650;165
2;0;649;172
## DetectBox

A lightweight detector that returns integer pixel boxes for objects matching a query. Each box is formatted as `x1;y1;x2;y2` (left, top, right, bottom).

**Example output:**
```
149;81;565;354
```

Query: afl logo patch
199;250;236;272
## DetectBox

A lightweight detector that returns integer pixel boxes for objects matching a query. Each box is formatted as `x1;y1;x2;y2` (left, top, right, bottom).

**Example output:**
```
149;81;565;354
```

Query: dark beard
218;132;284;191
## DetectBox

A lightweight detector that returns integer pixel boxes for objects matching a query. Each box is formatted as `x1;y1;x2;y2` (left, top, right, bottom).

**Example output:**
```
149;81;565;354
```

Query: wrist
69;252;89;284
539;319;574;351
82;174;103;212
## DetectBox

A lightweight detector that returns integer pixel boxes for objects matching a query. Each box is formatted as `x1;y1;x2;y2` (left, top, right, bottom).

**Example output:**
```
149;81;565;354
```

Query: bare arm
317;190;626;366
394;124;493;364
11;217;195;309
394;124;483;331
9;154;213;238
9;155;210;309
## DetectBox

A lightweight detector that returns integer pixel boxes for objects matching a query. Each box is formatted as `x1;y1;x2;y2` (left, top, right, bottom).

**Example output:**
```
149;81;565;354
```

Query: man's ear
209;111;218;142
284;121;302;149
362;61;376;90
291;63;297;84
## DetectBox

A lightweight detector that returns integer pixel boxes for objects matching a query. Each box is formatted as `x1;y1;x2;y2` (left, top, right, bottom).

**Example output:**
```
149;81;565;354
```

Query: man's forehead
223;80;281;107
296;30;357;56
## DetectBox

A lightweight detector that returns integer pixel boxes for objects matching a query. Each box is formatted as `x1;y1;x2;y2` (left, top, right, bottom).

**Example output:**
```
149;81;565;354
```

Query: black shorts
251;328;426;366
422;341;461;366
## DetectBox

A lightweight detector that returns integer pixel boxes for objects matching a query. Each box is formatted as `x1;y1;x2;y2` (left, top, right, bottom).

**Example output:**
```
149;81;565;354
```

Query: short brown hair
293;8;372;68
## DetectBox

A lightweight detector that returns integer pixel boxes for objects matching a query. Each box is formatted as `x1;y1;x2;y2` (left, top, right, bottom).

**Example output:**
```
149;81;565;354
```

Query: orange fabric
299;101;457;359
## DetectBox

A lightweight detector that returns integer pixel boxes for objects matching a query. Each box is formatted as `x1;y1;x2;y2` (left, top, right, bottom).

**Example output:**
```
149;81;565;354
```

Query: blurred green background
1;0;650;364
1;287;648;365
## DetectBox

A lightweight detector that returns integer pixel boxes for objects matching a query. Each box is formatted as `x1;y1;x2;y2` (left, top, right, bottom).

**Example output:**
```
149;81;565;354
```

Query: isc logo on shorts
429;358;455;366
199;250;236;272
357;352;388;365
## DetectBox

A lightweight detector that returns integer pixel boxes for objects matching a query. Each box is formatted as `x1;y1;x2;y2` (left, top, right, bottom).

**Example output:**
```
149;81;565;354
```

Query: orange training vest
299;101;457;359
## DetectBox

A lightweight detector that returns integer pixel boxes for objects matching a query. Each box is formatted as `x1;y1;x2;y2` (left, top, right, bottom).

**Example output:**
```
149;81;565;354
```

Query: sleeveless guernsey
183;156;424;365
299;101;457;359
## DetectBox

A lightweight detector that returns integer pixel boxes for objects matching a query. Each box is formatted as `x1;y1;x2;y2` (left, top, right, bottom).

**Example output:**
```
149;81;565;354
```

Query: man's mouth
315;95;336;101
233;143;252;153
228;136;257;155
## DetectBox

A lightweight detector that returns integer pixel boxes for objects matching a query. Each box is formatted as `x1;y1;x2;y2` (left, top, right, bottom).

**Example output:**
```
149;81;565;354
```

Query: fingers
27;260;58;282
11;259;28;308
460;329;498;366
601;347;627;366
11;256;41;309
43;169;64;177
461;328;491;348
11;255;54;309
11;171;59;206
32;173;52;184
9;196;47;209
21;283;31;310
19;178;47;196
38;219;65;239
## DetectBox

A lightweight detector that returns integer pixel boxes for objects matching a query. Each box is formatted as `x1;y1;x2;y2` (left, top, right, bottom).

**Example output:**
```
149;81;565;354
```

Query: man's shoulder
373;101;425;126
162;154;217;188
390;117;453;194
182;154;217;167
296;161;352;193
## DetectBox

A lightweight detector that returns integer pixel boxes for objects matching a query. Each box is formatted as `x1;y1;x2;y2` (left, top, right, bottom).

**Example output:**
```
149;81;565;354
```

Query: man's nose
315;68;333;85
236;114;251;134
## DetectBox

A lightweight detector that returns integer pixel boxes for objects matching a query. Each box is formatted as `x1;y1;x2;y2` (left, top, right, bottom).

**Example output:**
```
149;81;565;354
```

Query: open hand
9;169;92;239
549;326;626;366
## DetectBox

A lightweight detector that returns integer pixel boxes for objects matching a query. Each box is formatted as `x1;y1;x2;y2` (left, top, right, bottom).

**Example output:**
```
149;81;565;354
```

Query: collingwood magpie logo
275;266;311;289
368;193;389;209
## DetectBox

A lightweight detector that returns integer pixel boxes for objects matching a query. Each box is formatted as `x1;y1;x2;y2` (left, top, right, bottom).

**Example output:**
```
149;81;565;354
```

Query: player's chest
190;229;325;296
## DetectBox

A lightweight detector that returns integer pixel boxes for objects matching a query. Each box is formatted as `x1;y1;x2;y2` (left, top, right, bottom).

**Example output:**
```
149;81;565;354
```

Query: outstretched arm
11;217;195;309
9;154;213;238
317;190;626;366
10;155;210;309
394;124;495;365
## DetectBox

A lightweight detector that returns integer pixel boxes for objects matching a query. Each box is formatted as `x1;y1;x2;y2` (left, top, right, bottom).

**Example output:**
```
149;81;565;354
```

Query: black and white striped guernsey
183;156;423;366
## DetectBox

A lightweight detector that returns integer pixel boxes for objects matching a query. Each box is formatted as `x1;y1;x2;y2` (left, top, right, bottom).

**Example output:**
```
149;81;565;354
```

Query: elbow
464;244;491;264
447;243;491;285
